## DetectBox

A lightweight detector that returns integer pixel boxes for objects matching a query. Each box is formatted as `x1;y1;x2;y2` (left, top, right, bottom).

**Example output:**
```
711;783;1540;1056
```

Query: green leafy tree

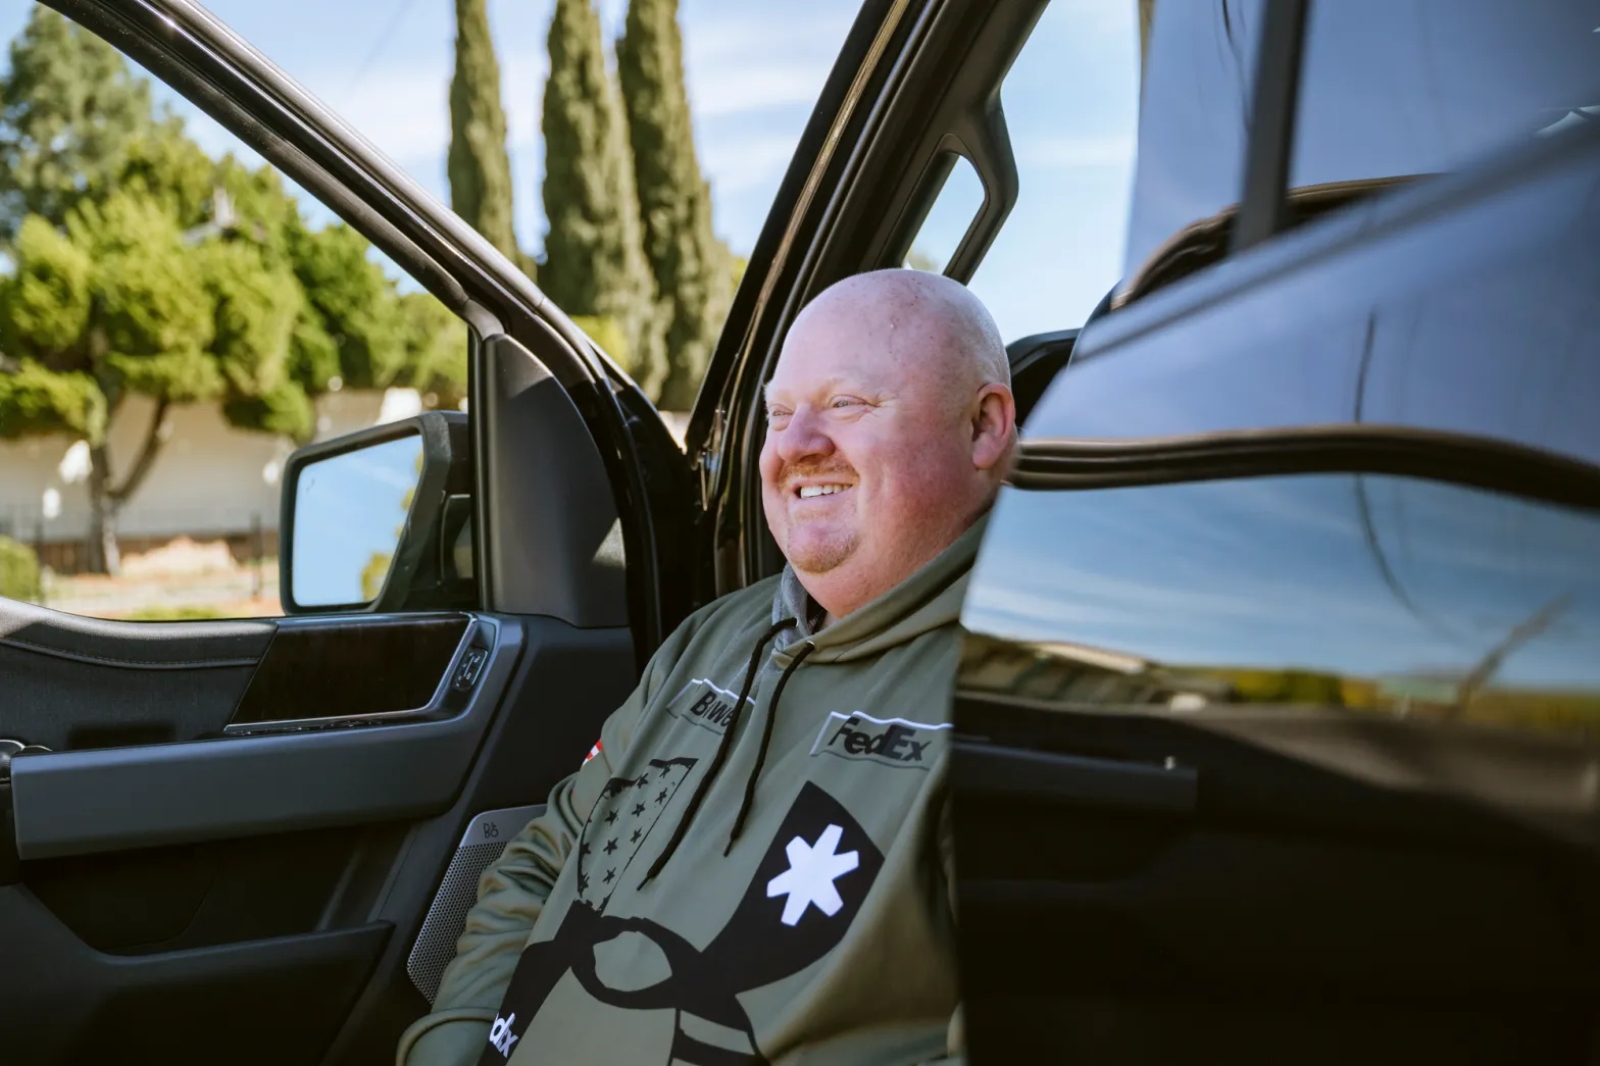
541;0;665;397
284;220;407;392
617;0;732;411
0;8;154;240
2;190;226;574
449;0;532;278
396;290;470;411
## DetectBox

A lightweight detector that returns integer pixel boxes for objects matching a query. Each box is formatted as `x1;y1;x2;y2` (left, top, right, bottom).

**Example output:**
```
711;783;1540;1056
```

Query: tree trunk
85;442;121;576
1138;0;1156;73
81;398;170;577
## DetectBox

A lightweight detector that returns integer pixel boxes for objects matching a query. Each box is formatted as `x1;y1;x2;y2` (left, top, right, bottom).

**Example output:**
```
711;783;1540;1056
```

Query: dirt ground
40;537;282;620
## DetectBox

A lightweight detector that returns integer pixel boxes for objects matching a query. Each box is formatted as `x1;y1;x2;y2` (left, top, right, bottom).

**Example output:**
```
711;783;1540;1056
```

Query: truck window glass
1291;0;1600;193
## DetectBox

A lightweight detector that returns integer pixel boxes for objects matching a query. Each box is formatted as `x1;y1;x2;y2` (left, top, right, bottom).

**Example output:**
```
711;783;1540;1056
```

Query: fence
0;509;277;576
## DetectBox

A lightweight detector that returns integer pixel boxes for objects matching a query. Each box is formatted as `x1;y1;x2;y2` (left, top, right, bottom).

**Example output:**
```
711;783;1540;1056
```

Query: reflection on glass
291;434;423;607
1292;0;1600;191
905;155;986;274
963;475;1600;740
1123;0;1262;276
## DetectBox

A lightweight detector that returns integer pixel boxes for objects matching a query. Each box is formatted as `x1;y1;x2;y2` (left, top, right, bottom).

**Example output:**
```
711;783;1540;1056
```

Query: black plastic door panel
0;606;636;1064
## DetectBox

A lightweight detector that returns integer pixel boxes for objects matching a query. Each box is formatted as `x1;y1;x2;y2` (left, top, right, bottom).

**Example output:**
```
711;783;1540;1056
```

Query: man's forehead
766;340;908;398
765;368;878;400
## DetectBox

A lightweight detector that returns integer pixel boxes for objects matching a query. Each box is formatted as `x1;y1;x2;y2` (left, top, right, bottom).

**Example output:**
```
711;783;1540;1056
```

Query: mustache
775;458;857;487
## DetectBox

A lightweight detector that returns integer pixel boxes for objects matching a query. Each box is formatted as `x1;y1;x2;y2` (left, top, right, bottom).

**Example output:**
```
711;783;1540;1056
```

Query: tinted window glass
1122;0;1262;277
1292;0;1600;192
965;474;1600;740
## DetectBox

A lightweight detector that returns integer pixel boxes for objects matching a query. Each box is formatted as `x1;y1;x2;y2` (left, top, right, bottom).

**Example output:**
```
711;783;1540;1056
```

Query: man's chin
785;533;856;575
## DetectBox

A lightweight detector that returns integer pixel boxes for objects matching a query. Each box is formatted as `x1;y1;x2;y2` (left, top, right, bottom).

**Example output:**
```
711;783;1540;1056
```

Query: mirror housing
280;411;474;615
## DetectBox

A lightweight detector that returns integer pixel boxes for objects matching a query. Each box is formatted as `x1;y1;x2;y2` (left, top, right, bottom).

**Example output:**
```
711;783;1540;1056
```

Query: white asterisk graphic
766;824;860;926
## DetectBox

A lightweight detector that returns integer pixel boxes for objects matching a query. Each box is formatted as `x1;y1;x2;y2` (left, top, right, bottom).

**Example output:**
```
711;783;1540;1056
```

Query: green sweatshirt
398;518;986;1066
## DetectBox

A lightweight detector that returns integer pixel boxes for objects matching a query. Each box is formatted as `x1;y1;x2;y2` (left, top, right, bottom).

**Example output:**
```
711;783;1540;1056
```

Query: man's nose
773;405;834;462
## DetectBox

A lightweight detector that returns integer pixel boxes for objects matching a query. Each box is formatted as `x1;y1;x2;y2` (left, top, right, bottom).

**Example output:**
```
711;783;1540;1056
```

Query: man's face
760;301;979;610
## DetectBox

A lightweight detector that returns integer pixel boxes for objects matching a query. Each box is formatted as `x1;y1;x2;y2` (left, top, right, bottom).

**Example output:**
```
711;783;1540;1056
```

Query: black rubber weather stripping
1009;425;1600;511
1231;0;1310;253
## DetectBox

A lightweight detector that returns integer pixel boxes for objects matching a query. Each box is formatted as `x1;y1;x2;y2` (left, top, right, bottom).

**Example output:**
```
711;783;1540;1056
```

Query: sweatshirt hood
771;512;989;665
643;511;991;880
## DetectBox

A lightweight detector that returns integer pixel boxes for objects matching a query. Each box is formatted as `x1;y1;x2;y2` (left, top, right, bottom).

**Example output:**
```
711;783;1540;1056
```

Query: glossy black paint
955;8;1600;1063
1051;122;1600;460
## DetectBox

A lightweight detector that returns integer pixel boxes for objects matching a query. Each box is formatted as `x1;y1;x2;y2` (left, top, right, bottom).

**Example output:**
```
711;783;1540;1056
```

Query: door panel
1;612;638;1064
951;122;1600;1063
4;885;391;1065
9;615;513;860
0;597;274;751
955;472;1600;1062
320;619;638;1066
953;719;1595;1063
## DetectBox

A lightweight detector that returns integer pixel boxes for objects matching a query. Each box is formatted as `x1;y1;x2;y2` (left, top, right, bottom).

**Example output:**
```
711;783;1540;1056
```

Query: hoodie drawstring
640;617;796;885
725;640;814;854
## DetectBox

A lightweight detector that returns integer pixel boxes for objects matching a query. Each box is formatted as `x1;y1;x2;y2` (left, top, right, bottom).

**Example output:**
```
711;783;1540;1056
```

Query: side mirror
280;411;474;615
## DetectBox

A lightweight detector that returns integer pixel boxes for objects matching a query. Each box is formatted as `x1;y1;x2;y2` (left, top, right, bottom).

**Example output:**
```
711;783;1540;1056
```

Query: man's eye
830;397;860;409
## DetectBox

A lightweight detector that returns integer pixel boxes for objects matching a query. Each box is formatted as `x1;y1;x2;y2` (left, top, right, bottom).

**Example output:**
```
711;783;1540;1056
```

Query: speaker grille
407;805;543;1004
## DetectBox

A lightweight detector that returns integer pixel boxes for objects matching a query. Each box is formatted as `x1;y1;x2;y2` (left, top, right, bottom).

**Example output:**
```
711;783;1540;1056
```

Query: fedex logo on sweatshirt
811;712;951;770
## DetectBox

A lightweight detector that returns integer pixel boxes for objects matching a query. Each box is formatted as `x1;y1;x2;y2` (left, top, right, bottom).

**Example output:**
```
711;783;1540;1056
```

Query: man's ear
970;383;1016;472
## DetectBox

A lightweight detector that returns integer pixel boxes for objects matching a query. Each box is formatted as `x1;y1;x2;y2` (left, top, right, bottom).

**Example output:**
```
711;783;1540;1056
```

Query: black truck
2;1;1596;1062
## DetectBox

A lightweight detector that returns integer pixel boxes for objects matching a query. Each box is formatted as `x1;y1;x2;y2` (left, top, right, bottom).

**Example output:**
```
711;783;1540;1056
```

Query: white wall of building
0;388;419;542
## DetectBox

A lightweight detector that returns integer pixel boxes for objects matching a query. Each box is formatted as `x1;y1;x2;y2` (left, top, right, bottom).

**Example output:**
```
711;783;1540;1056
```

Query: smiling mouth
796;484;851;499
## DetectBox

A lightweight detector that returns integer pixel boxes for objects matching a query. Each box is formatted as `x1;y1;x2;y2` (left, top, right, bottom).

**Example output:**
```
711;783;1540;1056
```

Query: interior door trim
9;619;526;861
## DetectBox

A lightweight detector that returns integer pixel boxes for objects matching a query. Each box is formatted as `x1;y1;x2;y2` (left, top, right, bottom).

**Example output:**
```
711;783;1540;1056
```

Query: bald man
400;270;1015;1066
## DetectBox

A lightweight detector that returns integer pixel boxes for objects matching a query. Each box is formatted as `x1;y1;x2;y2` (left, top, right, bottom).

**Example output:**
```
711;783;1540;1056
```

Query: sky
0;0;1141;340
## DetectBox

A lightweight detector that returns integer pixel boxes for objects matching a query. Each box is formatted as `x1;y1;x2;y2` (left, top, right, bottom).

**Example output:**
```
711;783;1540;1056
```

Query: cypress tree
541;0;665;397
617;0;731;411
449;0;531;278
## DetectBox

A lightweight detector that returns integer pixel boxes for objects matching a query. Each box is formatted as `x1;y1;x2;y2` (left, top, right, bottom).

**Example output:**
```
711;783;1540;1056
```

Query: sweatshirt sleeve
396;621;694;1066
